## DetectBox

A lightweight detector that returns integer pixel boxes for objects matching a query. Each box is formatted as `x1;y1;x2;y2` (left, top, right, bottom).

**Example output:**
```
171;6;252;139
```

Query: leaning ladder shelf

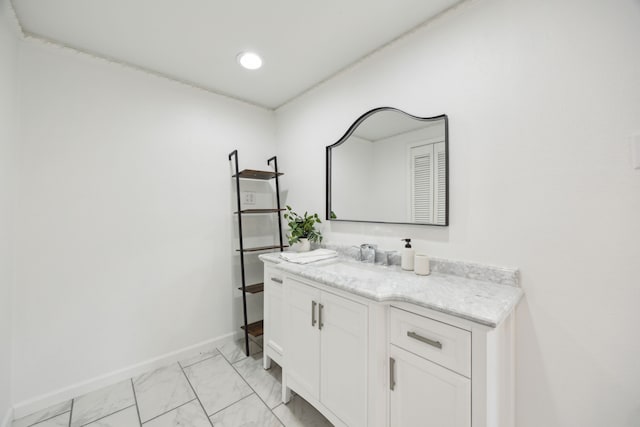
228;150;286;356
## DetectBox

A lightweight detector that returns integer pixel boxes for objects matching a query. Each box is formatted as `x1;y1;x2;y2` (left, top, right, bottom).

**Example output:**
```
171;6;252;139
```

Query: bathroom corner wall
13;38;276;406
275;0;640;426
0;0;20;424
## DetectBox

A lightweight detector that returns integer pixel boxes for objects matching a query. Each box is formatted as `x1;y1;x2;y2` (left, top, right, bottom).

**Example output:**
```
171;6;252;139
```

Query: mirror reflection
326;107;448;225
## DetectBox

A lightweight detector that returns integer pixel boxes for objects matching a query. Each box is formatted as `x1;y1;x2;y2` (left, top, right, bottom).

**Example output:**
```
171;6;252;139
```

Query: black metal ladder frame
228;150;285;356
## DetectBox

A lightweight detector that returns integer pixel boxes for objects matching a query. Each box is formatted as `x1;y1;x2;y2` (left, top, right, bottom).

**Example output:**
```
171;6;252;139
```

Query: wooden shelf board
239;283;264;294
233;169;284;180
234;208;285;214
241;320;264;337
237;245;288;253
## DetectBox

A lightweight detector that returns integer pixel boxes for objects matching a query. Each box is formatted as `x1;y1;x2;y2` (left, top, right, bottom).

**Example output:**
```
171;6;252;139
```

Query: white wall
13;39;276;405
0;0;20;423
331;135;373;220
275;0;640;426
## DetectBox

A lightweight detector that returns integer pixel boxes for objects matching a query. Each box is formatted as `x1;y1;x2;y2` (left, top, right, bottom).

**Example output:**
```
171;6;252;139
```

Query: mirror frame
326;107;449;226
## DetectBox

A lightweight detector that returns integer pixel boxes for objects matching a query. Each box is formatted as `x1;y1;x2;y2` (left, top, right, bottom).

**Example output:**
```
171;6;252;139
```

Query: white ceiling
12;0;462;109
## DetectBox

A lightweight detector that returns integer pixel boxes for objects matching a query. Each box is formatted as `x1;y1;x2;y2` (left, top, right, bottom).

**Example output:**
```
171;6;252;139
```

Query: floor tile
29;412;70;427
71;380;135;427
179;345;220;368
272;395;333;427
183;354;252;416
143;400;210;427
233;353;282;408
217;339;261;364
83;406;139;427
12;400;72;427
209;394;281;427
133;363;195;423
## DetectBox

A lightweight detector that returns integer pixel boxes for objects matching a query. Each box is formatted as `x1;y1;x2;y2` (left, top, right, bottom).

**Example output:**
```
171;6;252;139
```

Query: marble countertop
260;252;522;328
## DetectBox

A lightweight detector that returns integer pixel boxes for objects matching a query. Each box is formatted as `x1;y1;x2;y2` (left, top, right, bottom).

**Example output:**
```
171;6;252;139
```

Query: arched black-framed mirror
326;107;448;226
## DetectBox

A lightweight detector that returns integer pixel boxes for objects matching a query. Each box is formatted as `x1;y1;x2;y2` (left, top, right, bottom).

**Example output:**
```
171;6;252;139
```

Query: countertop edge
264;255;523;329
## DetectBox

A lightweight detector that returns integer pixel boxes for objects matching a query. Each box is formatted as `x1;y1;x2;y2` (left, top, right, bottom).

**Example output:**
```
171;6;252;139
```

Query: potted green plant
283;205;322;252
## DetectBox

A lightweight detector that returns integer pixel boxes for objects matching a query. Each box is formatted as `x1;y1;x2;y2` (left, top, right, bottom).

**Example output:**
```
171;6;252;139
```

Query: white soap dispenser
401;238;415;271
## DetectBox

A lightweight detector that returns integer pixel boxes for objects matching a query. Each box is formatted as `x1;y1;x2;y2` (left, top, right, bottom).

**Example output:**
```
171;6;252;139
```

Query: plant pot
292;238;311;252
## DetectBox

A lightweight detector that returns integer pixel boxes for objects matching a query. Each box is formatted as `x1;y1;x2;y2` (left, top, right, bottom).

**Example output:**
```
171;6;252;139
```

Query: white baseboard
12;331;240;419
1;406;13;427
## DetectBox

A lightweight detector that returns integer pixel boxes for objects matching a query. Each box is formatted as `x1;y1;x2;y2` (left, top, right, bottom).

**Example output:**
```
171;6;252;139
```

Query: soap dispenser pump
401;238;415;271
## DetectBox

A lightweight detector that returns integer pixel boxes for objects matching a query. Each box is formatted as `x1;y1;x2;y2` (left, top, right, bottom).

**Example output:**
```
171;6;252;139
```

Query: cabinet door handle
389;357;396;391
318;304;324;330
407;331;442;349
271;277;283;284
311;301;317;327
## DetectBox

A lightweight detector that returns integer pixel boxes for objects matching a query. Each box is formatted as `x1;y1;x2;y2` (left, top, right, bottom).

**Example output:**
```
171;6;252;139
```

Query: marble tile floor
13;339;333;427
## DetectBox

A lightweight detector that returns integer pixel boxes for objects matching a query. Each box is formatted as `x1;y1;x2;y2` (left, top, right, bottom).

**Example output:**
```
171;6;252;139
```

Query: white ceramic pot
293;238;311;252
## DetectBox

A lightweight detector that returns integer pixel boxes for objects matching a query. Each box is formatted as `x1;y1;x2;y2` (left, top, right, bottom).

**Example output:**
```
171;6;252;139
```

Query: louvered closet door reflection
410;144;434;223
433;141;446;225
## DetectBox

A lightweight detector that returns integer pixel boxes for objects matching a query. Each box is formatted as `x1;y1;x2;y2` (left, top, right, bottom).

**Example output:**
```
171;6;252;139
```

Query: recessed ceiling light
237;52;262;70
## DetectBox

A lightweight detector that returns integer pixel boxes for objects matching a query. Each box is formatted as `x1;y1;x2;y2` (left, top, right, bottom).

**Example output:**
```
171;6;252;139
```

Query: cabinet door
264;267;284;359
284;278;321;399
320;291;368;427
389;345;470;427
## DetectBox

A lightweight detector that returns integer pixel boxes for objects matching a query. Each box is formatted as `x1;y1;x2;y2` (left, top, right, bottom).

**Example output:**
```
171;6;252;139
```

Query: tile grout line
179;352;219;369
20;409;72;427
132;364;203;424
178;362;215;427
271;409;287;427
229;354;326;427
137;398;197;425
130;379;143;427
181;347;266;421
218;339;261;365
206;393;258;420
68;399;74;427
78;404;136;427
227;352;284;425
217;347;239;365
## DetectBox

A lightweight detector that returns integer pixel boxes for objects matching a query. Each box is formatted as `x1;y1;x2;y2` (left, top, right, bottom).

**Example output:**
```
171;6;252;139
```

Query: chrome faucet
383;250;398;266
359;243;377;264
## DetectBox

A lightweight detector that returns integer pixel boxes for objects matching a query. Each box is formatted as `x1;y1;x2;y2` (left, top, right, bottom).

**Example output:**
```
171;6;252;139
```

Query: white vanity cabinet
263;264;284;368
262;257;518;427
284;276;368;427
388;303;516;427
388;307;471;427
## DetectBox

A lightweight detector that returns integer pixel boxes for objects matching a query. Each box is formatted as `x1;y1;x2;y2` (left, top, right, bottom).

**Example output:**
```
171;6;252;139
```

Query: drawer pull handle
271;277;283;284
389;357;396;391
407;331;442;349
311;301;317;327
318;304;324;330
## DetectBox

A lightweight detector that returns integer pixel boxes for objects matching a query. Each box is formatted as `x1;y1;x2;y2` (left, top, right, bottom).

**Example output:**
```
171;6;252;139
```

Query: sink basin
318;259;393;280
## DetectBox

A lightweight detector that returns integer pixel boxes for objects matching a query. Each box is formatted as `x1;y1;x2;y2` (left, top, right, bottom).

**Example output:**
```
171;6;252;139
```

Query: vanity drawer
265;267;284;288
389;307;471;377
